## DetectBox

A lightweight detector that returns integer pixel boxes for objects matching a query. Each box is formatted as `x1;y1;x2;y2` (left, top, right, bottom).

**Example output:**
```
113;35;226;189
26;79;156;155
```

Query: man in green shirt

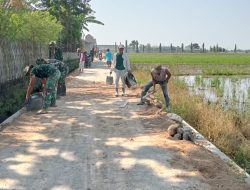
110;44;131;97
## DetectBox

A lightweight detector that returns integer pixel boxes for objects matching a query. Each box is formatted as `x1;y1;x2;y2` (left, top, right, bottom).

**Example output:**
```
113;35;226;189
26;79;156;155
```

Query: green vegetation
0;0;103;49
0;9;62;44
134;69;250;174
39;0;103;50
129;53;250;65
130;53;250;75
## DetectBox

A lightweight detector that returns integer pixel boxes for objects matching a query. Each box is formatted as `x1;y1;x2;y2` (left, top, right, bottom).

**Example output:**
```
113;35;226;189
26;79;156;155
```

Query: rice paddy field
130;53;250;174
129;53;250;75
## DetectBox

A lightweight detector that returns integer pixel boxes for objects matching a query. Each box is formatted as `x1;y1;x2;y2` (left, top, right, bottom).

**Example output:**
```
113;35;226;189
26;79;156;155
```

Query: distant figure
49;41;63;61
79;49;85;72
138;65;171;111
90;47;95;62
49;41;56;59
98;50;103;61
110;44;131;97
105;49;112;68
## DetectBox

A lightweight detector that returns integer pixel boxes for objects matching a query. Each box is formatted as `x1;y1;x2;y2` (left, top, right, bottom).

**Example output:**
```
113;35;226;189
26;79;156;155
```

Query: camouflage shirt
31;64;57;79
46;59;68;73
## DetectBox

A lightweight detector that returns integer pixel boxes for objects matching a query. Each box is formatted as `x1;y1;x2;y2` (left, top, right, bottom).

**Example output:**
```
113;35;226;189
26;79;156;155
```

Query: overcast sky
87;0;250;50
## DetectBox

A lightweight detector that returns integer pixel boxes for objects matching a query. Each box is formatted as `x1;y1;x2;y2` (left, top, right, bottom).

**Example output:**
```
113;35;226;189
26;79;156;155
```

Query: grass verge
133;69;250;173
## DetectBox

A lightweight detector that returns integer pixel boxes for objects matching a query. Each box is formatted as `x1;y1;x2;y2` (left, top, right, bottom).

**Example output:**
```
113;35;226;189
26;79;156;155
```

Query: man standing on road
49;41;63;61
138;65;171;111
110;44;131;97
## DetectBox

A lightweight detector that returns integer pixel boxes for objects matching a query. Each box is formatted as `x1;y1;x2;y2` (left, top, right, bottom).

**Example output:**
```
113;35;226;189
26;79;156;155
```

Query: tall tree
40;0;103;51
234;44;237;53
129;40;139;52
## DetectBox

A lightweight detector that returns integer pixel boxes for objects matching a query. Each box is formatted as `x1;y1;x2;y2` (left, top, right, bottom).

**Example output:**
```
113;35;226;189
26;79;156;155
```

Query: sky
87;0;250;50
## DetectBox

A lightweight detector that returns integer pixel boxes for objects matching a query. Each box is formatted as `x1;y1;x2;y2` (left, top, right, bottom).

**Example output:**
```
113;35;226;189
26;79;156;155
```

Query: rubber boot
115;88;118;97
50;100;57;107
122;88;125;96
61;83;66;96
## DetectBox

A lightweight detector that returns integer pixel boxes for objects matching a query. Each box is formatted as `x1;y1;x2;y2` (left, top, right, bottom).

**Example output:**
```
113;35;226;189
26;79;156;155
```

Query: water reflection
178;75;250;112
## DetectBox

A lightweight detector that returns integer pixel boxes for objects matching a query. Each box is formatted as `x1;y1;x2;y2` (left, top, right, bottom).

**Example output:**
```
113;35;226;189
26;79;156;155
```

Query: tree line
0;0;103;51
125;40;240;53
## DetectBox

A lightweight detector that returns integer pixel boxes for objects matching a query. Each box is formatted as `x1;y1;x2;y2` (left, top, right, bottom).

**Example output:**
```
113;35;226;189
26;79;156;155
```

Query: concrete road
0;61;249;190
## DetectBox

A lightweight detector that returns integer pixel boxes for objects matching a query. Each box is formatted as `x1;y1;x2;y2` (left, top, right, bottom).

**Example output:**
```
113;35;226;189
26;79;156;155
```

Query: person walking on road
24;63;61;114
78;49;85;73
110;44;131;97
105;49;112;68
138;65;171;111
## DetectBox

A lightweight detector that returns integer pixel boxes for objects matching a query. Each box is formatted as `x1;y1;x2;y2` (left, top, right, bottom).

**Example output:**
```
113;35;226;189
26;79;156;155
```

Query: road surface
0;61;249;190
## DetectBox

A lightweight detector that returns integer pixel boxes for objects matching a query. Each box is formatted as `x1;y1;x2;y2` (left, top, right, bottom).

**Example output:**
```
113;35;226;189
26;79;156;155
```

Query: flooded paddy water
178;75;250;113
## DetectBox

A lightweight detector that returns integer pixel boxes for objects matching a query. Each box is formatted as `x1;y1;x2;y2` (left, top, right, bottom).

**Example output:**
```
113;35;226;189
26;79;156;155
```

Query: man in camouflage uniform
45;59;68;96
24;63;61;114
49;41;63;61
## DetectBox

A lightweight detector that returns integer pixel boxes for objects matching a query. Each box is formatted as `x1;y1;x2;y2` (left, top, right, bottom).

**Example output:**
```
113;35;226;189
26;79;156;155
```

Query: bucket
26;93;43;111
106;75;113;85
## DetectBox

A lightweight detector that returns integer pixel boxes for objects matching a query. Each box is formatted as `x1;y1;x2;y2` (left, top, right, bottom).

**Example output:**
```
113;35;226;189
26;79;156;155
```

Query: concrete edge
0;107;26;131
181;119;250;186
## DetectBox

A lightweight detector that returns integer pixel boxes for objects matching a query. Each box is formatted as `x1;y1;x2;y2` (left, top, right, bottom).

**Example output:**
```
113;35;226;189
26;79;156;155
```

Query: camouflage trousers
57;70;67;96
43;70;61;109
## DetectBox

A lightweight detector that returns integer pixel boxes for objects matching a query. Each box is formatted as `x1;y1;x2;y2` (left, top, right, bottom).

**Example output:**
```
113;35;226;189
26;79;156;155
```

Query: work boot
50;101;57;107
61;84;66;96
122;88;125;96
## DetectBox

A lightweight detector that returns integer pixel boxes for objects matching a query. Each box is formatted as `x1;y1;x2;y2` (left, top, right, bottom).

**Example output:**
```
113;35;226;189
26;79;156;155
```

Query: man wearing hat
49;41;63;61
110;44;131;97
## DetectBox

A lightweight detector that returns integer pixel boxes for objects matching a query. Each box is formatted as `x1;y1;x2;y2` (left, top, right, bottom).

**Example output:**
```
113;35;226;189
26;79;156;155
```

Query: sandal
37;109;48;114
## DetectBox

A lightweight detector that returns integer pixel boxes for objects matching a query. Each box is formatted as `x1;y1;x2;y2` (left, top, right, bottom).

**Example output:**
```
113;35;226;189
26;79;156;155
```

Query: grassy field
129;53;250;64
129;53;250;75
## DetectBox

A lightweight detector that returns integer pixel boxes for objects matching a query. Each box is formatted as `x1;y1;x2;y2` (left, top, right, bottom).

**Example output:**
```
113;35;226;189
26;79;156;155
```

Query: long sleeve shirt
111;53;131;71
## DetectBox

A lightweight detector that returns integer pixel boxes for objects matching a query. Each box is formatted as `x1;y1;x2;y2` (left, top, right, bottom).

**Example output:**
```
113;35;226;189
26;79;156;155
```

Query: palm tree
81;15;104;32
38;0;104;51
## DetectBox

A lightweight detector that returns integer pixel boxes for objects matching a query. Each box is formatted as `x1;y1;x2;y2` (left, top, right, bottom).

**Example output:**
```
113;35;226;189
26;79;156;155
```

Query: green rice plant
195;76;204;86
130;53;250;75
